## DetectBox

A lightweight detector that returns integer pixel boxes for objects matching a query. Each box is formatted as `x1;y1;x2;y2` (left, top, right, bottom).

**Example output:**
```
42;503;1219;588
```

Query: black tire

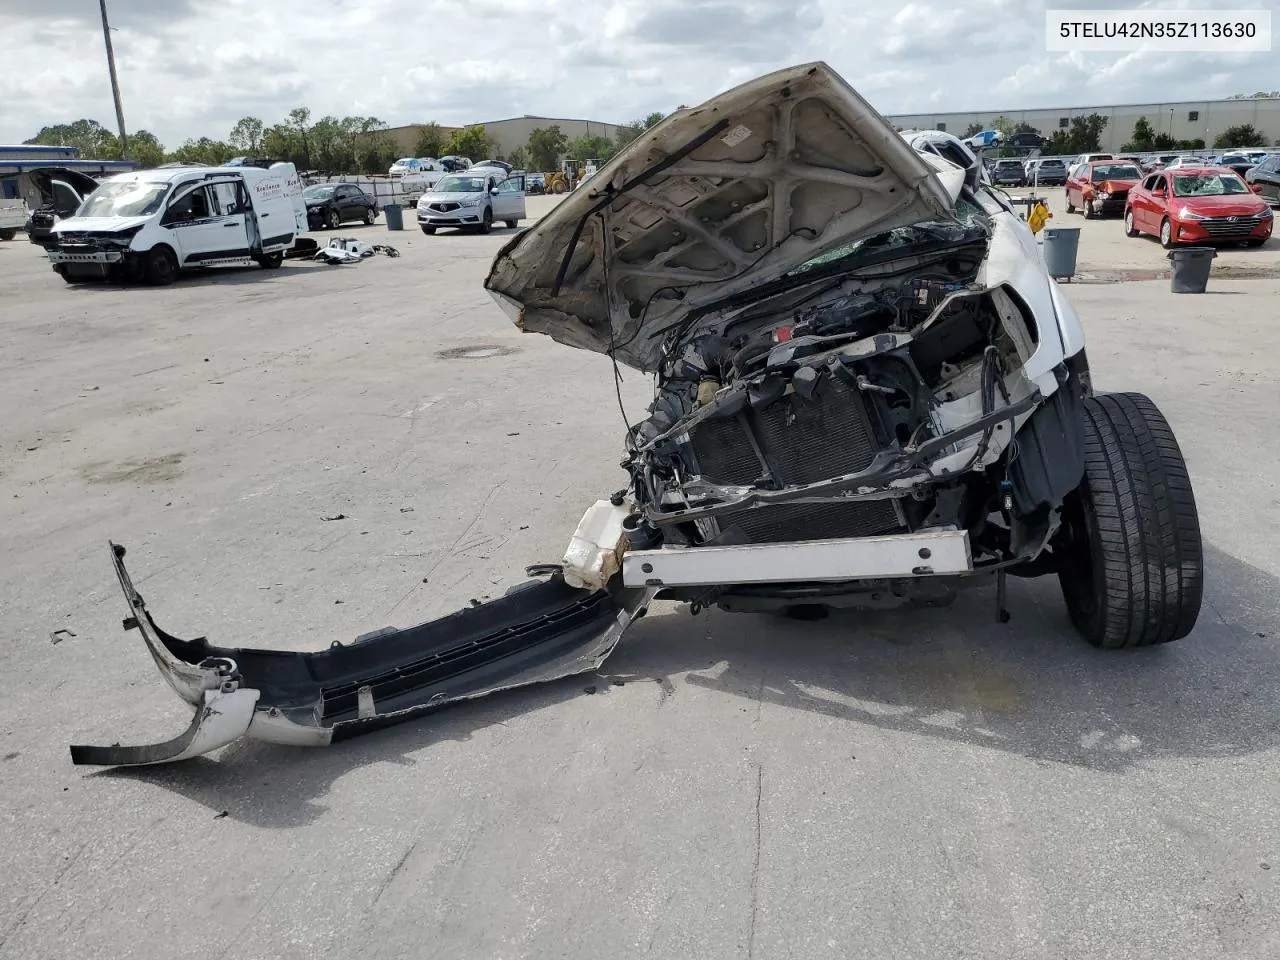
144;246;178;286
1056;392;1203;649
1083;199;1096;219
1244;238;1266;248
0;229;15;241
256;251;283;269
326;209;341;230
479;207;493;234
1159;218;1174;248
1065;192;1075;214
1123;209;1139;237
364;207;376;225
505;219;518;229
421;226;435;235
57;266;84;284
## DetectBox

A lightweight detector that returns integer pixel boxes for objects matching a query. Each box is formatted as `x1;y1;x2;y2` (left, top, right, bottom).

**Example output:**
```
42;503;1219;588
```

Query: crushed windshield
303;185;336;199
1173;173;1248;197
76;181;170;219
1091;164;1142;180
787;196;988;277
433;176;487;193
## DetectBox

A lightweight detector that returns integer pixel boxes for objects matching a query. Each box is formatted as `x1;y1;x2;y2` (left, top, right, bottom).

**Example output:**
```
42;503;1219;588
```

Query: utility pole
99;0;128;157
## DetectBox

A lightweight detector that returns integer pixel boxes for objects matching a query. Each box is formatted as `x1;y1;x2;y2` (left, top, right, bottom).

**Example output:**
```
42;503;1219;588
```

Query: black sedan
303;183;378;229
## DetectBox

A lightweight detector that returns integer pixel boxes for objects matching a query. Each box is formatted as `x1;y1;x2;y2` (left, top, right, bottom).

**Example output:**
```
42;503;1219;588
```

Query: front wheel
478;207;493;234
144;246;178;286
1065;191;1075;214
1055;393;1203;648
1244;238;1266;248
420;226;435;235
364;207;376;225
256;251;283;269
1124;209;1139;237
505;219;519;229
1159;218;1174;248
1083;199;1096;219
0;229;15;241
326;209;341;230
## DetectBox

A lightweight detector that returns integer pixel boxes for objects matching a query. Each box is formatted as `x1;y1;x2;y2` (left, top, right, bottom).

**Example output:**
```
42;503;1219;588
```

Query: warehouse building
885;97;1280;152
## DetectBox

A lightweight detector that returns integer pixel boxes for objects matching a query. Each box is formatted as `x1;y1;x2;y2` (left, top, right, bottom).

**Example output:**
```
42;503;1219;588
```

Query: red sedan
1065;160;1143;218
1124;167;1274;248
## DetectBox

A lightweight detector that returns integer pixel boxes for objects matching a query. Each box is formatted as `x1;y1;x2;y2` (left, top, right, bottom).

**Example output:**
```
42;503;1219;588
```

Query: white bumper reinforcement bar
621;528;973;588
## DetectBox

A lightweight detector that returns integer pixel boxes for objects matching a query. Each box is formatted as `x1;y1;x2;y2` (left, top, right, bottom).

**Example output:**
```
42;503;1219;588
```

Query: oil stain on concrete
81;453;185;485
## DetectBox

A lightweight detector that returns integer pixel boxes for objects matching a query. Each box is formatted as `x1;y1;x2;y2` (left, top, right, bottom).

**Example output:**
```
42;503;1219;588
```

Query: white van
47;163;308;284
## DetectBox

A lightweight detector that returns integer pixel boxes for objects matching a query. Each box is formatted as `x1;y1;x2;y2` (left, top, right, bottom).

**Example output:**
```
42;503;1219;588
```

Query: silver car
416;171;526;234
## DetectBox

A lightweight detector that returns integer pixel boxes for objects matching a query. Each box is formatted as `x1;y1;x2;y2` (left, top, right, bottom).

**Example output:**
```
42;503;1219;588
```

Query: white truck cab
47;163;308;285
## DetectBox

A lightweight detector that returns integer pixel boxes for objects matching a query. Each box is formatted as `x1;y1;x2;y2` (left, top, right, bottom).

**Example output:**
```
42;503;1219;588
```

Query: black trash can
384;203;404;231
1167;246;1215;293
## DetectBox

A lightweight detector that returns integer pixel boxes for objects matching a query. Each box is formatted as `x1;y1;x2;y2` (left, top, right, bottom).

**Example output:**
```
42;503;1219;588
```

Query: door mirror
490;187;500;196
1251;182;1264;193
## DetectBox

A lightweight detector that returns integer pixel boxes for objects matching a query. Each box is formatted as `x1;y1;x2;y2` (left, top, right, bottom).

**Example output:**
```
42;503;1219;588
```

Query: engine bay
625;243;1044;553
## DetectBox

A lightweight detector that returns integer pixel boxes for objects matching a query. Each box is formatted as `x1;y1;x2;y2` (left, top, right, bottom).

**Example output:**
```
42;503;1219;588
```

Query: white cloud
0;0;1273;148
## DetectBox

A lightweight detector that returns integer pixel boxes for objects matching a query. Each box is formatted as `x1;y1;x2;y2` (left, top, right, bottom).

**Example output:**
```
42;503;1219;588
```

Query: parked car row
1059;156;1274;248
388;156;473;176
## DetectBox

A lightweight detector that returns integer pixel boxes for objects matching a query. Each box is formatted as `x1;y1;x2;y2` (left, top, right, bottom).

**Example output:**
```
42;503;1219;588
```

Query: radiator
687;377;902;543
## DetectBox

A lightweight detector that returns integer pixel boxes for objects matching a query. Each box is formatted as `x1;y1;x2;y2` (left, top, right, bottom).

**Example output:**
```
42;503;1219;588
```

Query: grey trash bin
384;203;404;231
1167;246;1216;293
1042;226;1081;279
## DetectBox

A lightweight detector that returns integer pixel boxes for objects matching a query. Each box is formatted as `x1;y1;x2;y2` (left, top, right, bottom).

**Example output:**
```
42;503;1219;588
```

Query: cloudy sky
0;0;1274;148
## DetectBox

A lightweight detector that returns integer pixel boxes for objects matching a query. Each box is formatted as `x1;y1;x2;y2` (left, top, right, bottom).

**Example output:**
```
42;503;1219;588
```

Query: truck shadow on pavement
90;541;1279;828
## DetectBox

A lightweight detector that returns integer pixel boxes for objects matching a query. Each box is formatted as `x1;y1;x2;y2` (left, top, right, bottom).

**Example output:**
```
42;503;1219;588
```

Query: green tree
1151;132;1178;151
526;125;568;171
228;116;264;154
413;122;445;158
614;120;646;150
287;107;313;168
24;119;121;158
443;124;493;161
260;123;301;166
506;145;528;169
643;111;665;128
961;121;985;138
565;134;615;163
128;130;166;167
1213;123;1267;148
1122;116;1156;152
167;137;234;165
350;117;395;174
1067;114;1108;152
1044;130;1071;155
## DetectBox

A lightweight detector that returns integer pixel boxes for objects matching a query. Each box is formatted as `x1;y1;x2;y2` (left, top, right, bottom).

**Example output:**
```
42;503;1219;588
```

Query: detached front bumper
70;543;653;766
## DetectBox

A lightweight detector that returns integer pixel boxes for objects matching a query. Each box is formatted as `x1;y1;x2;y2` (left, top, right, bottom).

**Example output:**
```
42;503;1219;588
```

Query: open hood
484;62;956;372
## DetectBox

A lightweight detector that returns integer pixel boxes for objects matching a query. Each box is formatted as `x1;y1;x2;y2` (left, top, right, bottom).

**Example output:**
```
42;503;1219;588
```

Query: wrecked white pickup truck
72;63;1203;767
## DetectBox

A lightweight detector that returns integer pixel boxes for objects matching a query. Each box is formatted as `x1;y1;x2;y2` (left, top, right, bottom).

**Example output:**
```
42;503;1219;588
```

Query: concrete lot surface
2;198;1280;960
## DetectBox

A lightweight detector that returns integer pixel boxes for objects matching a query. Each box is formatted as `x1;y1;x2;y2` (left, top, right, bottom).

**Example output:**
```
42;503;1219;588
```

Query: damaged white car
72;63;1202;767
